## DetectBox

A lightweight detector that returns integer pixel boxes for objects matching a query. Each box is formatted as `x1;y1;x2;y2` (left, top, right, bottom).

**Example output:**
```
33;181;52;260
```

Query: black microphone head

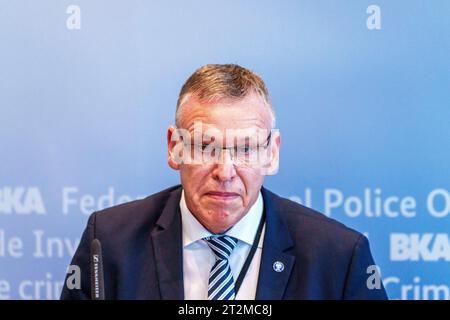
90;238;105;300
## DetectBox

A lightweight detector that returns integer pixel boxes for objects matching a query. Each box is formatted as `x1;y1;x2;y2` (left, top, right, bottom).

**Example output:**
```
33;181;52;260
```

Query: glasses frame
183;130;273;166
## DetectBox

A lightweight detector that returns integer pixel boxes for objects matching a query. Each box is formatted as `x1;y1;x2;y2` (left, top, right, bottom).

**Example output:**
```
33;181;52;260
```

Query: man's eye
236;146;251;154
194;144;209;151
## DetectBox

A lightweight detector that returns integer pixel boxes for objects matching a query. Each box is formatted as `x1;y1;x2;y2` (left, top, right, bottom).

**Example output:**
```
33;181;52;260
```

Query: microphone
90;238;105;300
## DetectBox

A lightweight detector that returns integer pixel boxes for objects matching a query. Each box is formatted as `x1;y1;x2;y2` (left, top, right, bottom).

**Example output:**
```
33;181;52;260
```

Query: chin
200;210;238;233
207;205;241;219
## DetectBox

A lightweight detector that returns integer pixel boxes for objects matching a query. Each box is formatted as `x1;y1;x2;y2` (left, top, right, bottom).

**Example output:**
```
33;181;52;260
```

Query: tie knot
203;235;238;260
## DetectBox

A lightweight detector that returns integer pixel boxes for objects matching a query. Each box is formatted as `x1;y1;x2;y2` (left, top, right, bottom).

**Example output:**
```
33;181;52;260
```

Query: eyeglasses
181;131;272;167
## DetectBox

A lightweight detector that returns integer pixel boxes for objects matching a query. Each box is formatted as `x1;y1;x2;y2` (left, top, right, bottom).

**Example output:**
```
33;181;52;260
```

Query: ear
167;126;181;170
262;130;280;176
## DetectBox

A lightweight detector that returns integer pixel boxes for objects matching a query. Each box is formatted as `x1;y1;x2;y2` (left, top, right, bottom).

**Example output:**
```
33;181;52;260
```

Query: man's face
167;92;280;234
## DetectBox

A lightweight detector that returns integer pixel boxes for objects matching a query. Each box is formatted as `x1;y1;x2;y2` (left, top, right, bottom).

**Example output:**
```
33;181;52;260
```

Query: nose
212;148;237;182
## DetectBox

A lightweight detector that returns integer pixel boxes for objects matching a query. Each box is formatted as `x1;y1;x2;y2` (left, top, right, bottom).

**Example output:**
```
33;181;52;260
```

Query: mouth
204;191;240;201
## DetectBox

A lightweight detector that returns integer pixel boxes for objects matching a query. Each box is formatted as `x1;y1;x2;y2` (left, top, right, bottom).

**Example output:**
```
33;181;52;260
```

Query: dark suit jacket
60;185;388;300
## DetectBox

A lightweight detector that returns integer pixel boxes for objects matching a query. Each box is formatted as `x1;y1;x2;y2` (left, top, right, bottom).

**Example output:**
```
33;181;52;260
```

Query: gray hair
175;64;276;128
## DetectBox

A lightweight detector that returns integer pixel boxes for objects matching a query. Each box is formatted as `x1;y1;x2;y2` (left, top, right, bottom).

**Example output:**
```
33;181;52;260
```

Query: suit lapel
255;187;295;300
151;187;184;299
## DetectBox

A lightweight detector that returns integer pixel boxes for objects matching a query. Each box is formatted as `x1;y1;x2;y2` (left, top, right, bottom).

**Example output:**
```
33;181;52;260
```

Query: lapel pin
273;261;284;272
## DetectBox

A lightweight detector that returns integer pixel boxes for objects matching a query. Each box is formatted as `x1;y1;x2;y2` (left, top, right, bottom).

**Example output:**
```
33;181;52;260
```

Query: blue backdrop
1;0;449;300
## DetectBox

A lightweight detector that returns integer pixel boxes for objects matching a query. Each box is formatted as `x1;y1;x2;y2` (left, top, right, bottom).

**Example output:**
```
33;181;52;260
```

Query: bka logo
0;187;46;215
390;233;450;261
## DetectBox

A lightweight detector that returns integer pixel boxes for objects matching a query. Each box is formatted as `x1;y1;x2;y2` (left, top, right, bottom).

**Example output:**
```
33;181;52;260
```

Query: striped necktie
203;235;238;300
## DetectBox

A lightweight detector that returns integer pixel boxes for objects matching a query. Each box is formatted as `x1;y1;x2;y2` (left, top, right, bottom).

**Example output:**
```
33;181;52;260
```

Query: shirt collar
180;189;264;247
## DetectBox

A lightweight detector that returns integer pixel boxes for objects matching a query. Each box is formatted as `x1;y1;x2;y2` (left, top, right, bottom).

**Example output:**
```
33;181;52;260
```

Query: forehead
178;92;272;131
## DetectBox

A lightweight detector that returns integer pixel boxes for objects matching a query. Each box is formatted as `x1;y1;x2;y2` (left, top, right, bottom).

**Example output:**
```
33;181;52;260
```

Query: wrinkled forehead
177;93;273;131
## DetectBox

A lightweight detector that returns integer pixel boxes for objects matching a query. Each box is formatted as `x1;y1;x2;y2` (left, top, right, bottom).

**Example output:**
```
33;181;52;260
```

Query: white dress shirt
180;190;265;300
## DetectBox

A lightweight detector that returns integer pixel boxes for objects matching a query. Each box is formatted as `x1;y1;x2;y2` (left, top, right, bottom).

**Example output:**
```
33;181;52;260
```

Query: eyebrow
184;127;270;142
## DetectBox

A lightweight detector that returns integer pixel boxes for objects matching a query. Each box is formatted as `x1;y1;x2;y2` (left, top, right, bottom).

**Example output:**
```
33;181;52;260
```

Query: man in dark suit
61;64;387;300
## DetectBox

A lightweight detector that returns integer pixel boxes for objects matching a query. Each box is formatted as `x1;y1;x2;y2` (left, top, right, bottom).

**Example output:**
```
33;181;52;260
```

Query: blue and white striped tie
203;235;238;300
